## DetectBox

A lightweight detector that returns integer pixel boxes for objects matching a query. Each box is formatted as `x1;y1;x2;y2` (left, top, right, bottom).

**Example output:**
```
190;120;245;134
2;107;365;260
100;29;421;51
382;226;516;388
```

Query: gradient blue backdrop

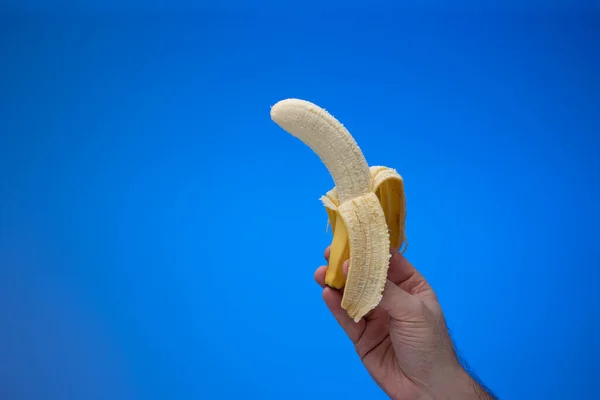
1;4;599;400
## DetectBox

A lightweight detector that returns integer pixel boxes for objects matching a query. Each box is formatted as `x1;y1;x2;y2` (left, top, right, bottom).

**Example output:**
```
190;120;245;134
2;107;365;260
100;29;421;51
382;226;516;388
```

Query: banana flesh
270;98;407;322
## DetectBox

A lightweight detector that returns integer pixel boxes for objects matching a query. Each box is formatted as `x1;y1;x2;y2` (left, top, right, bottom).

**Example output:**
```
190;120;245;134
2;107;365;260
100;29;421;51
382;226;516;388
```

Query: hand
315;247;495;400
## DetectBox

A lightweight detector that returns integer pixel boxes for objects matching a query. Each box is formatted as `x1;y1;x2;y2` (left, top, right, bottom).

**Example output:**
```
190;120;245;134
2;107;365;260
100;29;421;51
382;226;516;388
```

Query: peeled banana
270;98;407;322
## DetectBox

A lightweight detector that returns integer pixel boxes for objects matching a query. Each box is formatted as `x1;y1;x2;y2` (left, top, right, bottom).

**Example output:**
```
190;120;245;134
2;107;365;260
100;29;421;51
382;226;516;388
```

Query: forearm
453;367;497;400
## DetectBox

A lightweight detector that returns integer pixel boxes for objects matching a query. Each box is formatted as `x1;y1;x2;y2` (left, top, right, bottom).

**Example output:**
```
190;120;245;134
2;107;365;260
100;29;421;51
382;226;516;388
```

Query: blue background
1;4;598;400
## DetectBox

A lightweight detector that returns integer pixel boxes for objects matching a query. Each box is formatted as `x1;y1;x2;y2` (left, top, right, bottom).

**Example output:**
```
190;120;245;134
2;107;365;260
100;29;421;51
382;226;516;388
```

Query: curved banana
270;98;407;322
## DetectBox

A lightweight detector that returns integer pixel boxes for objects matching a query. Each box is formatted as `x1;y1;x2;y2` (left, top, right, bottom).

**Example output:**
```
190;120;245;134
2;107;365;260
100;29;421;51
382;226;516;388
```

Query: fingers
314;265;327;288
388;250;436;300
318;263;419;324
317;247;425;330
322;287;365;344
316;257;365;343
378;280;421;320
316;246;331;288
339;250;422;320
342;259;349;276
387;250;419;286
314;262;347;296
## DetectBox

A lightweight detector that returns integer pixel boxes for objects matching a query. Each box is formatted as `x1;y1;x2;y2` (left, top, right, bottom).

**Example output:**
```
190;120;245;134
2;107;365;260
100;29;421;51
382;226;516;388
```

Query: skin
315;246;496;400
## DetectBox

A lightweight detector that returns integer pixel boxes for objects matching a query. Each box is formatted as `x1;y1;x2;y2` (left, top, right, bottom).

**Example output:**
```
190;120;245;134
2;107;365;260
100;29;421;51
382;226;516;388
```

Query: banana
270;98;407;322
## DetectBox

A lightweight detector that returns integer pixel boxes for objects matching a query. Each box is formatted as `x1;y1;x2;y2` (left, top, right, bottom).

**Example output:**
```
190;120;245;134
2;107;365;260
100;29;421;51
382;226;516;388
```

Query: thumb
378;280;422;320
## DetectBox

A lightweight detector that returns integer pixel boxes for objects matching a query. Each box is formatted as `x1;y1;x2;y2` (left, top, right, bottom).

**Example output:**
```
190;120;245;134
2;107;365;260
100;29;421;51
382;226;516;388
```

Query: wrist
414;366;494;400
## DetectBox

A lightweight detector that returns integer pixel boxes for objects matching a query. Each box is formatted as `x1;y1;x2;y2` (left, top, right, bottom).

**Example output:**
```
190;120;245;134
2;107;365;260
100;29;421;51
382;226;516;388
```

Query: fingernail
343;260;349;277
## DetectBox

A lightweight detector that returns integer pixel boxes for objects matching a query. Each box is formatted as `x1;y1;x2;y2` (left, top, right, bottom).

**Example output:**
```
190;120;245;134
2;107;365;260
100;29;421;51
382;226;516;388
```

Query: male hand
314;247;495;400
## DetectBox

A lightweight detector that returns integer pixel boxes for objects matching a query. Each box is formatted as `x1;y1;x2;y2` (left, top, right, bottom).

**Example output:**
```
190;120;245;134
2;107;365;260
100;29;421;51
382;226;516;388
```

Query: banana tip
270;98;297;122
